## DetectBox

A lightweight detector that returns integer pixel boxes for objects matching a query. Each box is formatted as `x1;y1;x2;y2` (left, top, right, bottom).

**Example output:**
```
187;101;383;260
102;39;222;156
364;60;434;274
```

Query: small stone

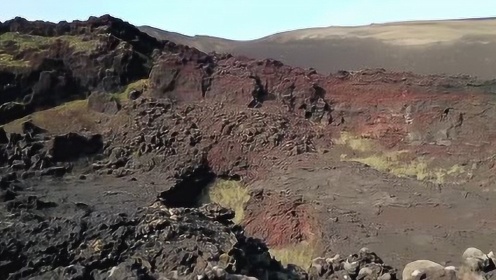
128;89;142;100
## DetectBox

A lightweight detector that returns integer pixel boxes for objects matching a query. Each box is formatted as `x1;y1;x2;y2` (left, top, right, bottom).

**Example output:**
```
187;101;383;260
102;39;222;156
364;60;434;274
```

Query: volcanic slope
140;18;496;79
2;15;496;279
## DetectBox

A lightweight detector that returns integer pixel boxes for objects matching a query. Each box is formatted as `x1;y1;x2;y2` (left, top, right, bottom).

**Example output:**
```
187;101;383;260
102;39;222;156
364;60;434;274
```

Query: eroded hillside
1;15;496;280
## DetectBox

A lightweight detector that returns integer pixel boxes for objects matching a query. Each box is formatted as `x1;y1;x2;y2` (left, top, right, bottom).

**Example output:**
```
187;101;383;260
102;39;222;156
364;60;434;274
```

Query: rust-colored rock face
242;190;319;247
147;45;496;181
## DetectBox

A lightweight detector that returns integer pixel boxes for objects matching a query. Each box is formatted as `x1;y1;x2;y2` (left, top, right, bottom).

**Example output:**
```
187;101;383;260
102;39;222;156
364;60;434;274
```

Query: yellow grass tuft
3;99;100;134
352;152;429;180
336;132;465;183
111;79;149;103
269;241;317;270
335;132;373;152
0;53;30;68
201;179;250;224
346;153;464;183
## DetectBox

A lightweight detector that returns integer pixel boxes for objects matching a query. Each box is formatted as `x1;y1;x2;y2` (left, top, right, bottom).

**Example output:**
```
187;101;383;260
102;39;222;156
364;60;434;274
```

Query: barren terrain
1;15;496;279
141;18;496;79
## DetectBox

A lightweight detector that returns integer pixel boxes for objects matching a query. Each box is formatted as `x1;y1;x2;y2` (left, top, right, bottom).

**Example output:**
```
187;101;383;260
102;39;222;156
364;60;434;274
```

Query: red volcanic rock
242;189;319;247
147;44;496;164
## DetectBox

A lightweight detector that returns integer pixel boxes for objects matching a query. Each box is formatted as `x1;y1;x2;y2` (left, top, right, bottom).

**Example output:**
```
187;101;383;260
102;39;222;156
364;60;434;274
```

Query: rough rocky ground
2;15;496;279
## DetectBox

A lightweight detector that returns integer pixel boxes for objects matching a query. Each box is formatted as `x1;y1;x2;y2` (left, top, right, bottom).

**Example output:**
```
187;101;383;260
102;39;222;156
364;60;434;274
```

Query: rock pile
308;248;396;280
0;122;103;204
0;201;306;280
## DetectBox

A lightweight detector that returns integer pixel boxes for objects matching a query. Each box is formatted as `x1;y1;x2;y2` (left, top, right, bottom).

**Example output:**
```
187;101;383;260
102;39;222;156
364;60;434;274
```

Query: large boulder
461;247;495;275
49;133;103;161
402;260;456;280
30;70;79;107
462;248;493;267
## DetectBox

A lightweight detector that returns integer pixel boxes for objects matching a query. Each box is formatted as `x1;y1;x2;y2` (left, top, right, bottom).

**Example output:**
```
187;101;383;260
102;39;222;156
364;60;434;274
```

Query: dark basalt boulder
21;120;46;136
29;70;80;108
49;133;103;161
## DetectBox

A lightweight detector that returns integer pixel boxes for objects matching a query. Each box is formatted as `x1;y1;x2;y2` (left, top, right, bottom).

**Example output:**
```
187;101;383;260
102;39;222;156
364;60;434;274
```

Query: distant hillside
140;18;496;79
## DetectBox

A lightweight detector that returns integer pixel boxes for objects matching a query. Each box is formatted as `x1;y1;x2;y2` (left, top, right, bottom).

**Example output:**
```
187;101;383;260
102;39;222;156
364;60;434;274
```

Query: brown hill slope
140;18;496;79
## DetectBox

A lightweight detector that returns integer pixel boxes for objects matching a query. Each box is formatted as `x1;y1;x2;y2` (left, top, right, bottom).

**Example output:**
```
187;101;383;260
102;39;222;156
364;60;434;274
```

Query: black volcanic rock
0;127;8;144
49;133;103;161
0;15;168;124
0;102;31;124
0;201;305;280
1;15;164;55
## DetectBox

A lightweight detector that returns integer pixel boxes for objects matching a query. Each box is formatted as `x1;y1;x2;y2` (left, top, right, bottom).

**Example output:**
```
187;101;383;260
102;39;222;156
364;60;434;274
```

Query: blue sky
1;0;495;40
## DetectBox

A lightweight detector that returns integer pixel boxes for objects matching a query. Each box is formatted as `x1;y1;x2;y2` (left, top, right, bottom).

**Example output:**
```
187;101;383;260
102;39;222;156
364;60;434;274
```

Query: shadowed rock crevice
50;133;104;162
158;164;216;208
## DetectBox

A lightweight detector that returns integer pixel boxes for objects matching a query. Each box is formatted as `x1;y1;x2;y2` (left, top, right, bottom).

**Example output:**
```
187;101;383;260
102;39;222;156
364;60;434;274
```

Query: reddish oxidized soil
242;190;320;247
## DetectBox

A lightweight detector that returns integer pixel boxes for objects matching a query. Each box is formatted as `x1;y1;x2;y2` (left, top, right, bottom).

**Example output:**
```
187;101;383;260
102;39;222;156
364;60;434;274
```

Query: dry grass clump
336;132;465;183
201;179;250;224
269;241;318;270
335;131;374;152
3;100;99;134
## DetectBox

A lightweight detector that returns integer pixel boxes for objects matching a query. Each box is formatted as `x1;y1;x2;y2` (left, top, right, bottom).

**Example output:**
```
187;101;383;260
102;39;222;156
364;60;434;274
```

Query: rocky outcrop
0;15;167;124
308;248;397;280
96;96;324;182
0;124;103;178
0;126;106;216
0;15;163;56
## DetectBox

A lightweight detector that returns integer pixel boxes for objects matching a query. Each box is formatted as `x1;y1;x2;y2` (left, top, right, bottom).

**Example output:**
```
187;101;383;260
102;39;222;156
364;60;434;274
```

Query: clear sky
1;0;495;40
